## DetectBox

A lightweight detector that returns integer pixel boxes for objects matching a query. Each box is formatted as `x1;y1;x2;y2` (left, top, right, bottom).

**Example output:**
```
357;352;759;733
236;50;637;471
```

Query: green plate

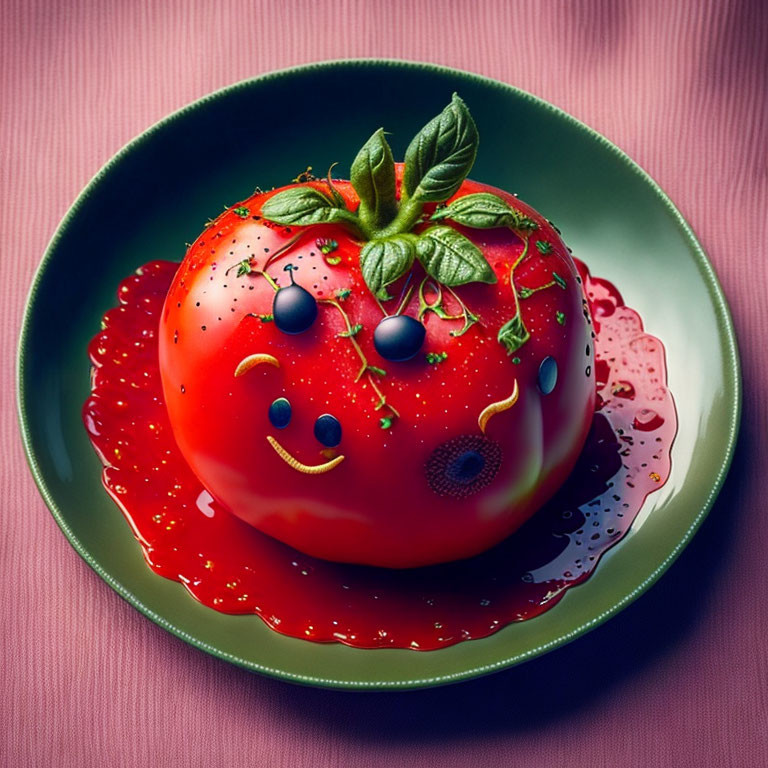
17;60;741;690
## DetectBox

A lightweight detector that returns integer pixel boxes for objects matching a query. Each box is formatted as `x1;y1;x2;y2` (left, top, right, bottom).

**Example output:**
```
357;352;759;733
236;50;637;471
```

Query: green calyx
258;95;554;360
259;94;510;302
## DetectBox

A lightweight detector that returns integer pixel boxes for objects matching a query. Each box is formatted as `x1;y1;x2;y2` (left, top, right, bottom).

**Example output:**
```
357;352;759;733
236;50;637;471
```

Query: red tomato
159;165;595;567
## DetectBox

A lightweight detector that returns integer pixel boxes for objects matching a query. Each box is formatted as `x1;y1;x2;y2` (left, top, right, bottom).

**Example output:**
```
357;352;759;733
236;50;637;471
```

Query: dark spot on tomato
446;451;485;483
425;436;502;498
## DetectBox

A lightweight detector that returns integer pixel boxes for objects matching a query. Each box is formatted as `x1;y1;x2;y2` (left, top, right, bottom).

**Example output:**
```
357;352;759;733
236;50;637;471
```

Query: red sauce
83;259;676;650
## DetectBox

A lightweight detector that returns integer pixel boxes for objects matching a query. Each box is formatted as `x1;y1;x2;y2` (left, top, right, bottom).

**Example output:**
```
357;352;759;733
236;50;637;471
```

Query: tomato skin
159;166;595;568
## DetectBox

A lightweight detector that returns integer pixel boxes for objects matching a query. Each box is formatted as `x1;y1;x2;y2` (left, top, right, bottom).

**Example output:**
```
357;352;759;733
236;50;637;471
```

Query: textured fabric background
2;1;767;766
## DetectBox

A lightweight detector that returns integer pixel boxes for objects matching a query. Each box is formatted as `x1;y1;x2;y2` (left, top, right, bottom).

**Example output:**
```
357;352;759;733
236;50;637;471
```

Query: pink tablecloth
3;1;766;766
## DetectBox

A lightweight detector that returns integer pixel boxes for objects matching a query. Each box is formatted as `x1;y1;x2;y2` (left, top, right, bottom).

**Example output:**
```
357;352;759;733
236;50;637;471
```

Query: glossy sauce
83;259;676;650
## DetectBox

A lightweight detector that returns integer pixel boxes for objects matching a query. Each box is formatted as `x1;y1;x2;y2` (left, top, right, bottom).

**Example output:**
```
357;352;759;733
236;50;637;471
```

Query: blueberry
314;414;342;447
373;315;426;362
538;356;558;394
268;397;291;429
272;264;317;334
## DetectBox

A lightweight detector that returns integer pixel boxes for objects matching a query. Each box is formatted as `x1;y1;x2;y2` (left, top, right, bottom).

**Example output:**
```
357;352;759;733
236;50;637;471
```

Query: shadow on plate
238;426;748;739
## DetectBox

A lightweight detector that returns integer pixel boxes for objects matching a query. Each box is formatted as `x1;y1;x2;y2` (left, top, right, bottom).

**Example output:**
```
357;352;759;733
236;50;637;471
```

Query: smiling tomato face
235;355;346;475
158;168;596;568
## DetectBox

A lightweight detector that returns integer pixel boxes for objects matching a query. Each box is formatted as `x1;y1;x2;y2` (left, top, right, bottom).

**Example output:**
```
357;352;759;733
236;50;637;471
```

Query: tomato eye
314;414;342;447
272;264;318;335
373;314;426;362
538;356;558;394
425;435;502;498
268;397;292;429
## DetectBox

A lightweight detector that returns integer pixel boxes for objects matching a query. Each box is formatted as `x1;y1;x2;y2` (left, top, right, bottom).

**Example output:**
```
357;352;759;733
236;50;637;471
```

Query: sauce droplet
633;408;664;431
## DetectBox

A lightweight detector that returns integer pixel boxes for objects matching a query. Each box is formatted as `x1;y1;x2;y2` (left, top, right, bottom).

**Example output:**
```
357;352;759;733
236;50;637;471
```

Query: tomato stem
371;197;424;240
262;231;309;273
511;233;531;273
318;298;399;421
257;271;279;292
394;272;415;316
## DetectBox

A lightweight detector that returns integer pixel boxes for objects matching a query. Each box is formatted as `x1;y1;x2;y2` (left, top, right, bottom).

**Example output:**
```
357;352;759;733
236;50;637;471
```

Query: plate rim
17;58;742;690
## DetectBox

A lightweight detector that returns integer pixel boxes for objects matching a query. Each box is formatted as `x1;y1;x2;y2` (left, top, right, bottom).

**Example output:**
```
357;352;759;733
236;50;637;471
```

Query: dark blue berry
373;315;426;362
314;414;342;447
268;397;291;429
538;356;558;394
272;265;317;334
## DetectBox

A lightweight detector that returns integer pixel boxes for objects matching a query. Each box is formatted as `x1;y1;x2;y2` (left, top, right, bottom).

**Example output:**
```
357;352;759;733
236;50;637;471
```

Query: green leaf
403;94;479;204
552;271;567;289
535;240;553;255
335;288;351;301
380;417;393;429
261;187;359;229
498;311;530;356
367;365;387;377
359;235;418;300
430;192;519;229
515;216;538;232
415;226;496;286
338;323;363;338
350;128;398;232
236;261;252;277
232;206;250;218
317;238;338;254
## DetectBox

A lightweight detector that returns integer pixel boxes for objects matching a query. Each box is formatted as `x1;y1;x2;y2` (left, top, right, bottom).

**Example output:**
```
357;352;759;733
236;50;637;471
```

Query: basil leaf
497;312;530;355
360;235;418;300
350;128;398;232
261;187;358;228
431;192;520;229
415;226;496;286
403;93;478;204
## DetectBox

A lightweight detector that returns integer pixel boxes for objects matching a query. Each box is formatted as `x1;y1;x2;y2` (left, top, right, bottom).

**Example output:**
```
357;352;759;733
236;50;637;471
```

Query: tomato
158;97;595;567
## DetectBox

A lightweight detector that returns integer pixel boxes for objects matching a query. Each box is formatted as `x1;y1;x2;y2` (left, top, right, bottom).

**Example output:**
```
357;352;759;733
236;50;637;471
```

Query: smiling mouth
266;435;345;475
